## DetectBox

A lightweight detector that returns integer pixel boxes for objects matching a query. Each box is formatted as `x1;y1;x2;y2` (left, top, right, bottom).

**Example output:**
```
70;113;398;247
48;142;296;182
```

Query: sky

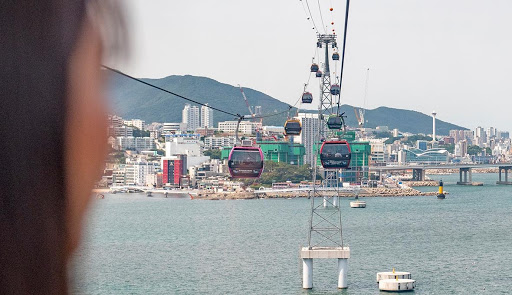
116;0;512;132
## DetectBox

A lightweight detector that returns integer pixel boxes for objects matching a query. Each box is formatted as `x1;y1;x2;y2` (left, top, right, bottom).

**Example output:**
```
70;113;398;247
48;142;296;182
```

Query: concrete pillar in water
302;258;313;289
323;196;328;207
337;258;348;289
469;169;472;182
333;196;338;207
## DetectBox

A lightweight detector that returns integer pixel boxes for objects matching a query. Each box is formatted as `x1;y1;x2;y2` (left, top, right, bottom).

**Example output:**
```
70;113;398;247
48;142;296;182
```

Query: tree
439;143;455;154
485;147;492;155
467;145;483;156
204;149;221;159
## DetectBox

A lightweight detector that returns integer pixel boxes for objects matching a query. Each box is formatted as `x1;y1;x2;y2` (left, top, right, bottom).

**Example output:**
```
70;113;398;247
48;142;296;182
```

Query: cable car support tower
300;1;351;290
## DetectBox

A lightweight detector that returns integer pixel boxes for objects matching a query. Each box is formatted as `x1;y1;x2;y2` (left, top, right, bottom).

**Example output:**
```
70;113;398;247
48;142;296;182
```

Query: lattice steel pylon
307;34;344;249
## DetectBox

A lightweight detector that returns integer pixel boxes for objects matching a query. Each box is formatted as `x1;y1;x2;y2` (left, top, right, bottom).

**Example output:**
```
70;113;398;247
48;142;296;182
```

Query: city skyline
116;0;512;132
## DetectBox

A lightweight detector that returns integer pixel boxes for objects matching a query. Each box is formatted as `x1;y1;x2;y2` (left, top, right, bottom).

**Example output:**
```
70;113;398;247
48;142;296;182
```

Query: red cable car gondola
320;140;351;169
302;92;313;103
332;52;340;60
316;70;323;78
228;146;264;178
310;63;319;72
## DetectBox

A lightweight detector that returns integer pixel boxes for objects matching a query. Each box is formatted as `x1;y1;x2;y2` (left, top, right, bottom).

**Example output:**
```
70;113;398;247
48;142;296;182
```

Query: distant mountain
108;72;295;126
335;105;467;135
108;73;467;135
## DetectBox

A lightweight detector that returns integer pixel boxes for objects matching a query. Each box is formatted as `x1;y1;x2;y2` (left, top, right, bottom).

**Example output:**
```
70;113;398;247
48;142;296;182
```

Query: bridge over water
369;163;512;185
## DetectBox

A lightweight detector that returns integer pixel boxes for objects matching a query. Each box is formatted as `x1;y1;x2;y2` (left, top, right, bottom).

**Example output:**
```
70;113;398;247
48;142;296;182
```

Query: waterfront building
182;104;200;131
124;119;146;131
124;159;159;186
402;148;449;164
200;104;214;128
375;126;389;132
161;155;187;187
296;113;322;165
392;128;399;137
112;168;126;186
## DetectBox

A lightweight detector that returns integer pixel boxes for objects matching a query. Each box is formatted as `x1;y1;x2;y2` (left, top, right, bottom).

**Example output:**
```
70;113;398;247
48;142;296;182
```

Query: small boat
350;200;366;208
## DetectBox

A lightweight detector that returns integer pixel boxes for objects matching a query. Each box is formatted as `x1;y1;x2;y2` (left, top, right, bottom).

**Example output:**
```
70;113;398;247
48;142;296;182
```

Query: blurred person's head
0;1;121;293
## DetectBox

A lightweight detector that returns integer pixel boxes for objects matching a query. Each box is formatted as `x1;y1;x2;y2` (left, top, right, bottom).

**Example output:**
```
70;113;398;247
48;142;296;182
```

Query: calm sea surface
71;173;512;294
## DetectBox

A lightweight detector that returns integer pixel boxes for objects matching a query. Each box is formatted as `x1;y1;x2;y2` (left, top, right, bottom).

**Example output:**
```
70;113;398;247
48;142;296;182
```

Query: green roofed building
220;141;306;166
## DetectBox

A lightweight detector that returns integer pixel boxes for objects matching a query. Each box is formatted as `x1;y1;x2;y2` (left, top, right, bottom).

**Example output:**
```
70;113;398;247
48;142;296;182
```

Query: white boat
350;200;366;208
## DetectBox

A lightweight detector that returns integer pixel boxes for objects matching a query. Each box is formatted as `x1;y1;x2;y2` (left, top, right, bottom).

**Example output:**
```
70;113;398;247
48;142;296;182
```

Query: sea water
71;173;512;294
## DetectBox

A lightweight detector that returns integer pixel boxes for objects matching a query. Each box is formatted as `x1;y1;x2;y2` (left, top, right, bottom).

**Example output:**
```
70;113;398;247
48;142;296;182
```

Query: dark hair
0;1;86;294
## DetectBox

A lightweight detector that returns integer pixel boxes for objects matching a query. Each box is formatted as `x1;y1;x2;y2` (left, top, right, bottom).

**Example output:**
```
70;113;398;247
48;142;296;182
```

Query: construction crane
238;85;262;140
238;85;254;118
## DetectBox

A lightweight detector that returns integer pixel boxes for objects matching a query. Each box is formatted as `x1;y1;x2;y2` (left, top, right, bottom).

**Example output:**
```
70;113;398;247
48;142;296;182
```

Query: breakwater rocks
194;187;439;200
426;168;498;174
402;181;438;187
359;188;438;197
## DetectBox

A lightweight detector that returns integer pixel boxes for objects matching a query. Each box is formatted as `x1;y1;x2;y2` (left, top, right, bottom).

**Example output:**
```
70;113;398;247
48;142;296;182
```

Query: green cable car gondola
327;115;343;130
284;119;302;136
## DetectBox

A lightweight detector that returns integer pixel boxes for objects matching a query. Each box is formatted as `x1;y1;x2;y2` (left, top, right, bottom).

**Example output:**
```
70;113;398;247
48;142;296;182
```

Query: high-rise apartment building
296;113;322;165
182;104;200;131
201;104;214;128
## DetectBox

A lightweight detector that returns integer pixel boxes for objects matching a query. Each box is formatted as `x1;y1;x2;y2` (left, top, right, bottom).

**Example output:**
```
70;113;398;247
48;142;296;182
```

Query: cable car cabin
332;52;340;60
302;92;313;103
320;141;351;169
330;84;341;95
284;119;302;136
228;146;264;178
327;115;343;130
316;70;323;78
310;63;319;72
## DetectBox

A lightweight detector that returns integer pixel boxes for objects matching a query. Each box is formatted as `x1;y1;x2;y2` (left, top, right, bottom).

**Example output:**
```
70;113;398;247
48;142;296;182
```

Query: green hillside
108;72;295;126
108;73;466;135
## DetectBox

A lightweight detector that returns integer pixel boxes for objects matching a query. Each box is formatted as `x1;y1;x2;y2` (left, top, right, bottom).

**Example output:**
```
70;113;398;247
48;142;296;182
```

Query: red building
162;155;188;187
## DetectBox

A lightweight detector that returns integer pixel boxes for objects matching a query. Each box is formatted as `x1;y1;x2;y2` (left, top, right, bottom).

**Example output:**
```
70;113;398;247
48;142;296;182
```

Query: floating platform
456;182;483;186
496;181;512;185
379;279;416;292
377;271;412;282
350;200;366;208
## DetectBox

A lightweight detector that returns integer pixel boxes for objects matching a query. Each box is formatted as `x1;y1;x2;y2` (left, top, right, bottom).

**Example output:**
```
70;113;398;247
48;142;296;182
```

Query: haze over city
117;0;512;131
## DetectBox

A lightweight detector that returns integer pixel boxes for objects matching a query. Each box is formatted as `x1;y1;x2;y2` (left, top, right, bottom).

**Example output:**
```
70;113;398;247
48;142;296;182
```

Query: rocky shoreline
194;187;440;200
426;168;498;174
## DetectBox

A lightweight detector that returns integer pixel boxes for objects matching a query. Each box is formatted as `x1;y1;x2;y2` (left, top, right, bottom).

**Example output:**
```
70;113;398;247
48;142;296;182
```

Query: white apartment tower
201;104;214;128
182;104;200;131
296;113;322;165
